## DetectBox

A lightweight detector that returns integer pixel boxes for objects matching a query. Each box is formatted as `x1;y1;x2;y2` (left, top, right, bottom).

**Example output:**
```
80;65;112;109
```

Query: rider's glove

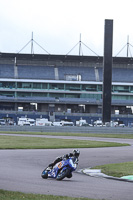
63;154;69;159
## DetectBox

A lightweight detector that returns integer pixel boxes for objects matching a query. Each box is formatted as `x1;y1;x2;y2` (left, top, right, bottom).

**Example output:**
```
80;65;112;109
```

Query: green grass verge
93;161;133;177
0;190;99;200
1;131;133;139
0;135;129;149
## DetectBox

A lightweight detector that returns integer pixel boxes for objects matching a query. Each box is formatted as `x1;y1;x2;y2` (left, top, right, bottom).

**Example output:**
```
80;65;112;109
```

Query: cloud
0;0;133;56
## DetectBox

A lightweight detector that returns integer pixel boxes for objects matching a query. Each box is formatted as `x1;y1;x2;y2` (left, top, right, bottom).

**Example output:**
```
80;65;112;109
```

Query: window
33;83;41;89
65;84;80;91
65;94;80;98
80;93;102;100
17;82;32;89
112;95;129;100
97;85;102;91
49;83;64;90
32;93;47;97
0;82;15;89
82;84;97;91
49;93;64;97
0;91;14;97
17;92;31;97
113;86;129;93
42;83;47;89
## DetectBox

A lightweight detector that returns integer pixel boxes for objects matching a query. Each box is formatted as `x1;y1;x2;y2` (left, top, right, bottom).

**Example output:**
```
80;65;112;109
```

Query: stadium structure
0;50;133;125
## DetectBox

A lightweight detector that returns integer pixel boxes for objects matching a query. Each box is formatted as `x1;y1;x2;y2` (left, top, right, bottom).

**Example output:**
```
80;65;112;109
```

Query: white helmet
73;149;80;157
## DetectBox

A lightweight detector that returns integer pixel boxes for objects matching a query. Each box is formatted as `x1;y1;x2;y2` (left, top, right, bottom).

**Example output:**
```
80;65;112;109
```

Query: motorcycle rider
48;149;80;169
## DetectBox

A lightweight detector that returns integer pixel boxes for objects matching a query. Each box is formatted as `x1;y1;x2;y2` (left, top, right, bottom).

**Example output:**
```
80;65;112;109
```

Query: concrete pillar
102;19;113;123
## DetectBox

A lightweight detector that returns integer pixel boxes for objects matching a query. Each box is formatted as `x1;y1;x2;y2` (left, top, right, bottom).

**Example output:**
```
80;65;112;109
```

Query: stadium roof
0;52;133;65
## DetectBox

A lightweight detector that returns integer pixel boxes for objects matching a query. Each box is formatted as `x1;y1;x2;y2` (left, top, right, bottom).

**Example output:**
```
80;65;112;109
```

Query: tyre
56;168;70;180
67;173;72;178
41;170;48;179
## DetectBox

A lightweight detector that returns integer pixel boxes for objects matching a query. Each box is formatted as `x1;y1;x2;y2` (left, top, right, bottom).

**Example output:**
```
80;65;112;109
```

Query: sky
0;0;133;57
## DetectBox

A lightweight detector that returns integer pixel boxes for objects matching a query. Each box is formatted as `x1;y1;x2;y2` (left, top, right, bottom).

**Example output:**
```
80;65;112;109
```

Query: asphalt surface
0;134;133;200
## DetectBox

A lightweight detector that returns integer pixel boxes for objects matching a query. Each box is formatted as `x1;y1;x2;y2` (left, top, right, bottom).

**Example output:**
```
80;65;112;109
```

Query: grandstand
0;52;133;125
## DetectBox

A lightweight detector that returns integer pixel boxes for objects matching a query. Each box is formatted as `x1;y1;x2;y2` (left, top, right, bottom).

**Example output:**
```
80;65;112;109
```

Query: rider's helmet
73;149;80;157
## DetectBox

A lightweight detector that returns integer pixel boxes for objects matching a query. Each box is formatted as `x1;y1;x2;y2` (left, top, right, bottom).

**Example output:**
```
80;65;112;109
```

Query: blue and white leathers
41;156;78;180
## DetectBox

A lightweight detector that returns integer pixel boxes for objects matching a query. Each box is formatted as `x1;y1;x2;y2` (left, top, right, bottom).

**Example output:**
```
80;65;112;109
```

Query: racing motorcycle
41;156;79;180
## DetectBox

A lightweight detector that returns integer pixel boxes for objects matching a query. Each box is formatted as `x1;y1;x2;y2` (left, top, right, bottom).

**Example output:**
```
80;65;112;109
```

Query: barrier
0;125;133;134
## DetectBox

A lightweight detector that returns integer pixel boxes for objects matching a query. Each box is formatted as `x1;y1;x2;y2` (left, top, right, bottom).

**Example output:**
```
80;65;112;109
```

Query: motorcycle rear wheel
41;170;48;179
56;168;70;180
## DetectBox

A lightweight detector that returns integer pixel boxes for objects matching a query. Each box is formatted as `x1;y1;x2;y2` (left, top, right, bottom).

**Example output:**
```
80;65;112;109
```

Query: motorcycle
41;156;78;180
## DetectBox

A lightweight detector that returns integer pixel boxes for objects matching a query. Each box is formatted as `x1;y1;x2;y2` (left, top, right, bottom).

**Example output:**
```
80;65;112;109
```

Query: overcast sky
0;0;133;57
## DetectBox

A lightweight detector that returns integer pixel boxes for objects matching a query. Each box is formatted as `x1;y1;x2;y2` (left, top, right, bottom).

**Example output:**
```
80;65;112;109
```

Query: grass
0;190;99;200
0;133;131;200
1;131;133;139
93;161;133;177
0;135;129;149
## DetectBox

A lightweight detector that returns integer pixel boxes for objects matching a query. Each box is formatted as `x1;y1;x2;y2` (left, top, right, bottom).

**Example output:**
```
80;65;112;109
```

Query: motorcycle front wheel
41;170;48;179
56;168;70;180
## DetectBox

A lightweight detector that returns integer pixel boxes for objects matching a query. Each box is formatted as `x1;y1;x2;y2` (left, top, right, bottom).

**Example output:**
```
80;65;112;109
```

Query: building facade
0;53;133;124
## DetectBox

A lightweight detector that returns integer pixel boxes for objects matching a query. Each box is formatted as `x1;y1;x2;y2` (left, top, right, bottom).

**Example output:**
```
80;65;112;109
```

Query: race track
0;135;133;200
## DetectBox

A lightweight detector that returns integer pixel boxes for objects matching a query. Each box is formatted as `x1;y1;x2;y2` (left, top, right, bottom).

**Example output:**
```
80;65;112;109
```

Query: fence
0;125;133;134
